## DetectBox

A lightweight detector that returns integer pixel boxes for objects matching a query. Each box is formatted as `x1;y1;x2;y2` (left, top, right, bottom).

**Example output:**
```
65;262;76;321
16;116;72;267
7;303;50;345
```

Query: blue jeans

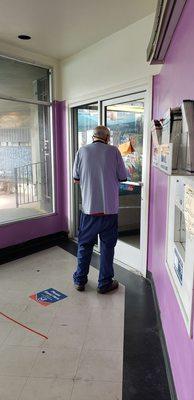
73;213;118;289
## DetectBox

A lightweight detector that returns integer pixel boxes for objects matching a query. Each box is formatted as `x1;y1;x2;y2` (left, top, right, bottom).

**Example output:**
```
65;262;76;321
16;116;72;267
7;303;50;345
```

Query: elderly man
73;125;127;293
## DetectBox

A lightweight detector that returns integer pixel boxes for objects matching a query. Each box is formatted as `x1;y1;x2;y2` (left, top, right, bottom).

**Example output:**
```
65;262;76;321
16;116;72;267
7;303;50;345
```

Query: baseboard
0;231;68;265
146;271;178;400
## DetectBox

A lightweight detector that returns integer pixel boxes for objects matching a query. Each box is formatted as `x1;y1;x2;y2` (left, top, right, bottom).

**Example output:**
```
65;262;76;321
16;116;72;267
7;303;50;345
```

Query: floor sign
30;288;67;306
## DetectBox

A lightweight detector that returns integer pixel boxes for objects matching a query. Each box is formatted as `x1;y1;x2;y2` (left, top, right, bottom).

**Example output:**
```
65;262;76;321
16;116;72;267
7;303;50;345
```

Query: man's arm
116;148;127;182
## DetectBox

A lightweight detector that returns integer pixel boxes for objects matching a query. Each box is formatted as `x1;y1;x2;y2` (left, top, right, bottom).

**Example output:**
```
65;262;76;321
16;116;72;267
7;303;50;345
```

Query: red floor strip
0;311;48;340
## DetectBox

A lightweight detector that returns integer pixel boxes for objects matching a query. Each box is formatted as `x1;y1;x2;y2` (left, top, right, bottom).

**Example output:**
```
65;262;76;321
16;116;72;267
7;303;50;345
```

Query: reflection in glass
0;56;50;102
77;103;99;149
74;103;99;237
106;100;144;248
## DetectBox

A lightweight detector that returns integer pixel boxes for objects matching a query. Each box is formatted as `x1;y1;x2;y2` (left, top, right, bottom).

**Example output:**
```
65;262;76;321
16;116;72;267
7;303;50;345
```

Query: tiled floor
61;242;173;400
118;234;140;249
0;246;124;400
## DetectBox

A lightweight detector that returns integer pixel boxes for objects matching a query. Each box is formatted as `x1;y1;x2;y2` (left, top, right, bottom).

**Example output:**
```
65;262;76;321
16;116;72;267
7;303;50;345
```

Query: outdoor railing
14;162;46;207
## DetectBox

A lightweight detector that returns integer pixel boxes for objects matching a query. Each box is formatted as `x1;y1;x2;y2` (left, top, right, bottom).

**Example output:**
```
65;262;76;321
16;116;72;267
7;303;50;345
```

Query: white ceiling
0;0;156;60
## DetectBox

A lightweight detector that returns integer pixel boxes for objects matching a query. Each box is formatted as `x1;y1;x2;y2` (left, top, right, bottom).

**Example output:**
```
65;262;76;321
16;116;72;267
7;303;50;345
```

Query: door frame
66;77;153;277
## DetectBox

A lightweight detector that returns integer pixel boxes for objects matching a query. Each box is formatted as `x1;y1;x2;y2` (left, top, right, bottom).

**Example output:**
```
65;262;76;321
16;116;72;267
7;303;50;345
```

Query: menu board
152;143;173;175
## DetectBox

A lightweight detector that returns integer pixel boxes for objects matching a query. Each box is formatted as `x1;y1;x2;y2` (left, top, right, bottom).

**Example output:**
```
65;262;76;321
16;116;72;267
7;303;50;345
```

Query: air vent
147;0;187;64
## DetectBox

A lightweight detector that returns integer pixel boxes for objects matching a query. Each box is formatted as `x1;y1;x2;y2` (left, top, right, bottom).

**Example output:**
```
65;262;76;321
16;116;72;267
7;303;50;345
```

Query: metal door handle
121;181;143;187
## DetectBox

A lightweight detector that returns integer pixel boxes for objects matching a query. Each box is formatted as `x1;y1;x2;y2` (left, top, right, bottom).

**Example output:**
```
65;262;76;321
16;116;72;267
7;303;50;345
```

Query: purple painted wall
0;100;68;249
148;1;194;399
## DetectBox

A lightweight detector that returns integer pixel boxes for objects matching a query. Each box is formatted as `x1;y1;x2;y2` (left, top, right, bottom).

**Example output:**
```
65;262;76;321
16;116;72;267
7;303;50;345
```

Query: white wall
60;14;161;101
0;40;60;100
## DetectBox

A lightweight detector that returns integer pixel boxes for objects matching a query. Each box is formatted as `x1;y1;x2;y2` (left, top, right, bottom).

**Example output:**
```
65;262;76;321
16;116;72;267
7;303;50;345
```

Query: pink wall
148;1;194;399
0;100;68;249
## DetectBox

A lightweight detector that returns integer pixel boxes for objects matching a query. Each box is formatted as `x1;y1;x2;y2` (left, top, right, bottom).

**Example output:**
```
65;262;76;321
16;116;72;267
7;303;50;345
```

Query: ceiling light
18;34;31;40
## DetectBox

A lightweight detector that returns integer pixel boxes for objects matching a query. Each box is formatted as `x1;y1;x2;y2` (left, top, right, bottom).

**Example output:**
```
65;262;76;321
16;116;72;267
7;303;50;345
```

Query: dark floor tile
123;380;170;400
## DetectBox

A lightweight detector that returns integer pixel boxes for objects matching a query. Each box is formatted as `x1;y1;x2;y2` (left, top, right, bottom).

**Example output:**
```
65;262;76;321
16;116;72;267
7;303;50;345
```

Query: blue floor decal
30;288;68;306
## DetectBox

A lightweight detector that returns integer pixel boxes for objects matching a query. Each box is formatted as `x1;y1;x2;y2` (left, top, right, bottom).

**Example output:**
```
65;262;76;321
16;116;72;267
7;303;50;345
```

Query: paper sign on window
184;185;194;236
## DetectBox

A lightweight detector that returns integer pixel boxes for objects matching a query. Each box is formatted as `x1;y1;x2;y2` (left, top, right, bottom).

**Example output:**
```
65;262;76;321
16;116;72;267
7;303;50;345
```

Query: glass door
71;92;150;275
72;102;99;236
102;93;146;273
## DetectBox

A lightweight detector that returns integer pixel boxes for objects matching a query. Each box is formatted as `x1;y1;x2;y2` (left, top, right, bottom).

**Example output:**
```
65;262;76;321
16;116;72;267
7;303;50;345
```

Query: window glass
77;103;99;149
106;100;144;195
73;103;99;237
105;99;144;247
0;57;53;225
0;56;50;102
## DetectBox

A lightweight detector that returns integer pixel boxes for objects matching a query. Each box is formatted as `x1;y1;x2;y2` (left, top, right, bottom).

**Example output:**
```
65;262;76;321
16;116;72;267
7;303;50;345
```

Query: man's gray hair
93;125;110;141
